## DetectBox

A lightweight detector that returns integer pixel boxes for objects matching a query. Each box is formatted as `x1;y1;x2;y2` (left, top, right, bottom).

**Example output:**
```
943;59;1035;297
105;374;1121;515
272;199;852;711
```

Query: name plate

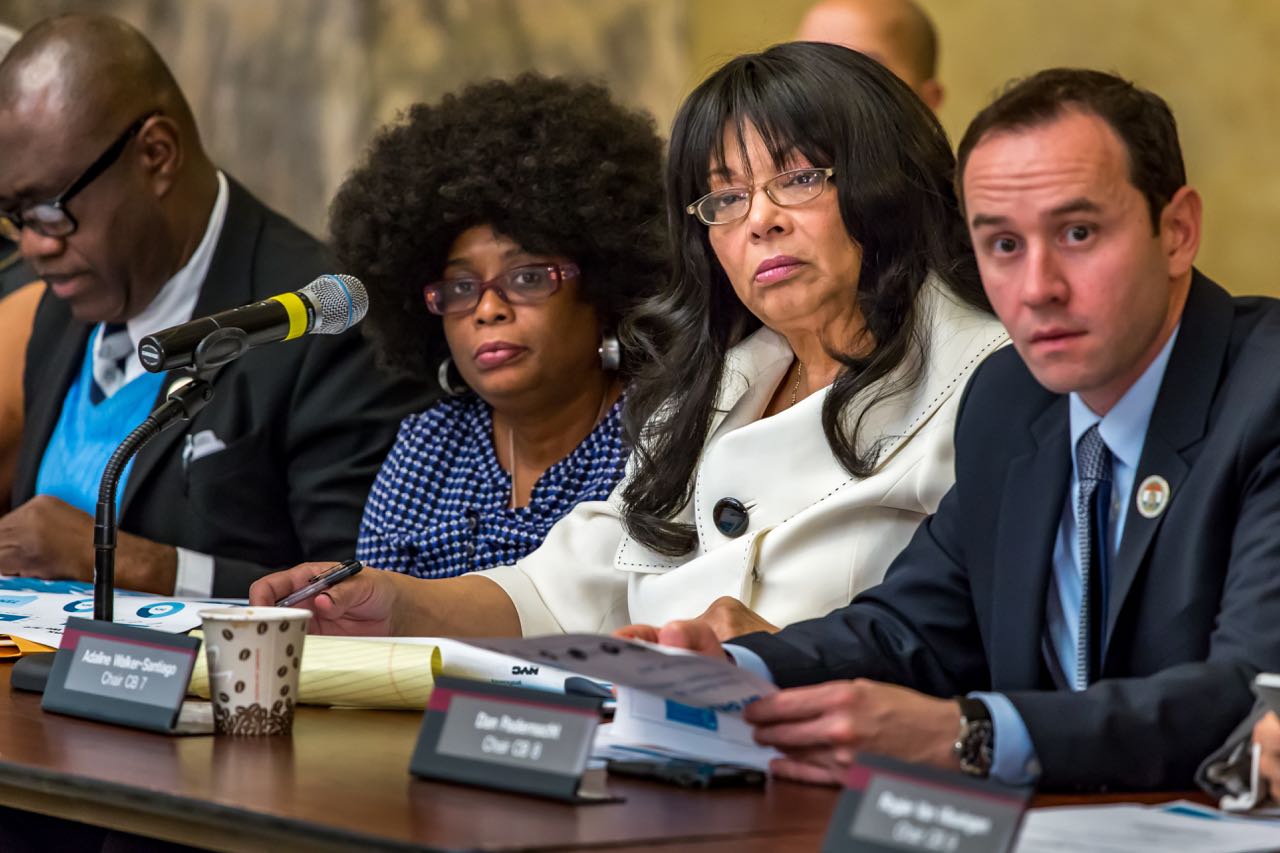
42;617;201;733
410;676;615;802
822;753;1031;853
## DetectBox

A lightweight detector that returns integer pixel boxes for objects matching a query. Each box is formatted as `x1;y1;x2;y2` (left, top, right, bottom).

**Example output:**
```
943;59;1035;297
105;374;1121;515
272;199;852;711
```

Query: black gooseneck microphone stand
93;378;215;620
11;277;359;693
11;378;214;692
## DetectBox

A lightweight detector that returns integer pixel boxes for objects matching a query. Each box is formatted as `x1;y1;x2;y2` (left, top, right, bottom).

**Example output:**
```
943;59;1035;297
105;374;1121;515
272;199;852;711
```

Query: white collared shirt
90;171;229;383
92;171;229;599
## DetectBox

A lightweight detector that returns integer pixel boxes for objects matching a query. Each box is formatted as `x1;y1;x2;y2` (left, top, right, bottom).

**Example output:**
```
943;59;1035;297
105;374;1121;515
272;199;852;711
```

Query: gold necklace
790;360;805;407
508;427;518;510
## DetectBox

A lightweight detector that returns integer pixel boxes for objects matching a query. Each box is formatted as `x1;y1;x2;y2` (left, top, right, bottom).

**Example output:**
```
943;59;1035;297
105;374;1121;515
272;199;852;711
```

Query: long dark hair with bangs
619;41;989;557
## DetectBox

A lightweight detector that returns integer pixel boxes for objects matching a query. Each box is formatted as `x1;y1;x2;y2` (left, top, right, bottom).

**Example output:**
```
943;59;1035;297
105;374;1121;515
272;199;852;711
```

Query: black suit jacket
734;272;1280;790
15;179;429;595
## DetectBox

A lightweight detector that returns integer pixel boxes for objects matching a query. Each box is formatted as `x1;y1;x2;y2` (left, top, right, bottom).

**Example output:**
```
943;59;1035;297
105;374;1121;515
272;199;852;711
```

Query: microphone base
11;652;56;694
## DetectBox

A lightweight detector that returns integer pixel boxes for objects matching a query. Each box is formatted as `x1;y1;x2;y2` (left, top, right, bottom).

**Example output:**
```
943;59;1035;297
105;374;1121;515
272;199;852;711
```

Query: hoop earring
436;357;467;396
598;333;621;372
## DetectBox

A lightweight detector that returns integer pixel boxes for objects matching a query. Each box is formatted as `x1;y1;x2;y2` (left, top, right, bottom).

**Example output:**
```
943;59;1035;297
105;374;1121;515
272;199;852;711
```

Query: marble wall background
695;0;1280;297
2;1;1278;296
0;0;690;237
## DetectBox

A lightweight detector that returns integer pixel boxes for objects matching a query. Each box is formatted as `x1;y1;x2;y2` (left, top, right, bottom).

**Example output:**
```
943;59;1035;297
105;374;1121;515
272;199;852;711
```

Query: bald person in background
796;0;943;112
0;14;423;597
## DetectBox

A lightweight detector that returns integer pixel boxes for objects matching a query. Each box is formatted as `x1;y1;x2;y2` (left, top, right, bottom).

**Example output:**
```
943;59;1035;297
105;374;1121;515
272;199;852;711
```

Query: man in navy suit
626;68;1280;791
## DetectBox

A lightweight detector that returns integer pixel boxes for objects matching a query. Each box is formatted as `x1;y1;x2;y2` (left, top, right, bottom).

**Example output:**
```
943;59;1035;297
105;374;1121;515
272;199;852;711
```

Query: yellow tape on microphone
269;292;310;340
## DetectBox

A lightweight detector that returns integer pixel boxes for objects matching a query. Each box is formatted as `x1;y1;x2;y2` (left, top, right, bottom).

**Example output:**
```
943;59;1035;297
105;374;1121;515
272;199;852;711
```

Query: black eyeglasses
423;263;579;316
0;111;160;242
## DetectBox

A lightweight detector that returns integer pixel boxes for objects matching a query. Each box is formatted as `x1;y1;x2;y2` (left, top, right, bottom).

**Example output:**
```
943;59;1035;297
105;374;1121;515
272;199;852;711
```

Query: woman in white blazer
251;43;1008;638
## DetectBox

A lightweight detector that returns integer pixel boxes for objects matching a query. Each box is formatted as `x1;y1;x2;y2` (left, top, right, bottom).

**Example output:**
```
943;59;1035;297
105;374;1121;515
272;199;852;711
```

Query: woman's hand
614;619;730;660
1254;711;1280;799
249;563;404;636
693;596;781;640
615;597;778;646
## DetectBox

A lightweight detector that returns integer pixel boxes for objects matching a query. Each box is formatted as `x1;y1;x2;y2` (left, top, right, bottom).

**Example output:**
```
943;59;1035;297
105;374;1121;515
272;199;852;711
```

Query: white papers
340;636;582;694
1015;801;1280;853
594;687;778;770
0;580;235;647
431;637;582;694
461;633;776;711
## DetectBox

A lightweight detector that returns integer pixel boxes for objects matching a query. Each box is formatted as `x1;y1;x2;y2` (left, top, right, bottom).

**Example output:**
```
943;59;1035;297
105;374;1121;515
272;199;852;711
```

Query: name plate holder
42;617;202;734
822;753;1032;853
410;676;617;803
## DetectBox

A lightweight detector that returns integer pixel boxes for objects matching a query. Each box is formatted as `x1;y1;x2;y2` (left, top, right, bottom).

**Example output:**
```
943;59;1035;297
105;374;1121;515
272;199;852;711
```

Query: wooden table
0;664;1210;851
0;664;844;851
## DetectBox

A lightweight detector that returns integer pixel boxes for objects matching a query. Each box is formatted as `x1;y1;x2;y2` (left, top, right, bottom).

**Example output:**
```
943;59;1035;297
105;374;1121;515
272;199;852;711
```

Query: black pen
275;559;364;607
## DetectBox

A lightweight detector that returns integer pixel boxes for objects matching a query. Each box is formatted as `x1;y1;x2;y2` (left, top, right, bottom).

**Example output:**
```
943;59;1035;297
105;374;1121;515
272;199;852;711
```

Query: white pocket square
183;430;228;466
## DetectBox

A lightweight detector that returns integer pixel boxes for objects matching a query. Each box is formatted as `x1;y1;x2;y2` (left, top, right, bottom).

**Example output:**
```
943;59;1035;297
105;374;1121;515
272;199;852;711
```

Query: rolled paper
189;632;441;710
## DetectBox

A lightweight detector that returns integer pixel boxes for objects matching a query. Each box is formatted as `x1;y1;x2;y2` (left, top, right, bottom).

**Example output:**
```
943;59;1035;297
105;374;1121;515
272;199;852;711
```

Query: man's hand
0;495;177;593
1254;711;1280;799
250;563;407;636
614;619;729;660
744;680;963;785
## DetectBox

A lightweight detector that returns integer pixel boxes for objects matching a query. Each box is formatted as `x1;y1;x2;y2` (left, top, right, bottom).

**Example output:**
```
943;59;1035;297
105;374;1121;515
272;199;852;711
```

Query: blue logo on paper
64;599;95;613
0;578;94;594
0;595;37;608
136;602;183;619
0;613;27;622
665;700;719;731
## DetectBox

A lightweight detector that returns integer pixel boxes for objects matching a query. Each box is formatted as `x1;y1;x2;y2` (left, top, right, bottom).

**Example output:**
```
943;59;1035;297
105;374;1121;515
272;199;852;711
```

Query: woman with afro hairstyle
256;44;1007;641
331;73;667;579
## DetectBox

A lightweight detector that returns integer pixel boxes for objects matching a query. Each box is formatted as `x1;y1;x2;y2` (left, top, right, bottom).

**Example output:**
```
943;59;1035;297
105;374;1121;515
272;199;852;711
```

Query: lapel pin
1135;475;1171;519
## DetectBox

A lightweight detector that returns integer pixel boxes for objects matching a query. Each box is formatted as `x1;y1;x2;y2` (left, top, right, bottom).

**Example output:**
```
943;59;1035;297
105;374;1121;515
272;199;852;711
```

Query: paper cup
200;607;311;735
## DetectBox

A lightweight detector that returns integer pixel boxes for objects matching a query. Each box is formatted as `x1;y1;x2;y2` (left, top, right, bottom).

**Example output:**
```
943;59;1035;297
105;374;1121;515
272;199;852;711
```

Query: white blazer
479;278;1009;634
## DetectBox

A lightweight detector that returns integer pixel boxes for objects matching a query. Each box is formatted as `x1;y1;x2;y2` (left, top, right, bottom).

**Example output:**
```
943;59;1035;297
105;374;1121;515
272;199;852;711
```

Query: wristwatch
953;697;994;778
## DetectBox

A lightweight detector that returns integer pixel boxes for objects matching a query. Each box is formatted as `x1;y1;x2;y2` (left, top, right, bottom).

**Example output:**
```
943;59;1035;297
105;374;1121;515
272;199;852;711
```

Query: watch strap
954;697;994;777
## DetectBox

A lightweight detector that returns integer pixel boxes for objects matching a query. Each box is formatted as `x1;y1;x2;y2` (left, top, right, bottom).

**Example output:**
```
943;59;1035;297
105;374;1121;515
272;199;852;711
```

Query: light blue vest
35;326;167;515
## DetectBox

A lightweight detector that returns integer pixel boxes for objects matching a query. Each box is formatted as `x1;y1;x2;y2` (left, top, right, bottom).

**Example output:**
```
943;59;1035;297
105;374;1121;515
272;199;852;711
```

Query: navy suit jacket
14;179;430;595
734;272;1280;790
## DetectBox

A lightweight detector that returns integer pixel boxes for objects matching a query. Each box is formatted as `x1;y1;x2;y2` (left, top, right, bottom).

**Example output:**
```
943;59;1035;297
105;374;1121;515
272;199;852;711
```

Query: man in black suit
626;69;1280;791
0;15;424;597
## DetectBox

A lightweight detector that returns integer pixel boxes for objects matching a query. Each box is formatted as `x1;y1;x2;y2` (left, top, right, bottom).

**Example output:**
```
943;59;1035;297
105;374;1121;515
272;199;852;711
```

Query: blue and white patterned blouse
356;393;628;579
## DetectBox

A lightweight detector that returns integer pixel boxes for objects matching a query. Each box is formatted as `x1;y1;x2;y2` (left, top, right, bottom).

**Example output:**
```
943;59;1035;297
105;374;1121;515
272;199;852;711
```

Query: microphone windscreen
302;274;369;334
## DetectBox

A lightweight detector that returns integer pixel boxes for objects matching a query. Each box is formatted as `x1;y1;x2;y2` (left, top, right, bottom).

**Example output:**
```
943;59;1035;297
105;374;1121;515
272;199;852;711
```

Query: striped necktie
1074;424;1112;690
90;322;133;404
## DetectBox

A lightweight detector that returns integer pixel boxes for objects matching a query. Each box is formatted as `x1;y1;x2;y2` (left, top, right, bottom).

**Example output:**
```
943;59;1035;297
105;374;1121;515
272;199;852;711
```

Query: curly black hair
329;73;669;383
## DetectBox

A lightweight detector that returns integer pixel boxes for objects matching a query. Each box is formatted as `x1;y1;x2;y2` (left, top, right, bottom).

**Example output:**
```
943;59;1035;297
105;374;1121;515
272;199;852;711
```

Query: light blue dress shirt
727;326;1180;786
973;326;1179;784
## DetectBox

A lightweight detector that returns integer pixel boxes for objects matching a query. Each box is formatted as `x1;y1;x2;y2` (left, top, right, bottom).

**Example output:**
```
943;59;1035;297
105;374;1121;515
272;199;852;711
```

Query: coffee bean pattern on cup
200;608;311;736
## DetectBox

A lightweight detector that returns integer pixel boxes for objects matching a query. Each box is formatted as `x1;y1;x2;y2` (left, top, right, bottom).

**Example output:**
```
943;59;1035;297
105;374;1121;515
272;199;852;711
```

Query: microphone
137;274;368;372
